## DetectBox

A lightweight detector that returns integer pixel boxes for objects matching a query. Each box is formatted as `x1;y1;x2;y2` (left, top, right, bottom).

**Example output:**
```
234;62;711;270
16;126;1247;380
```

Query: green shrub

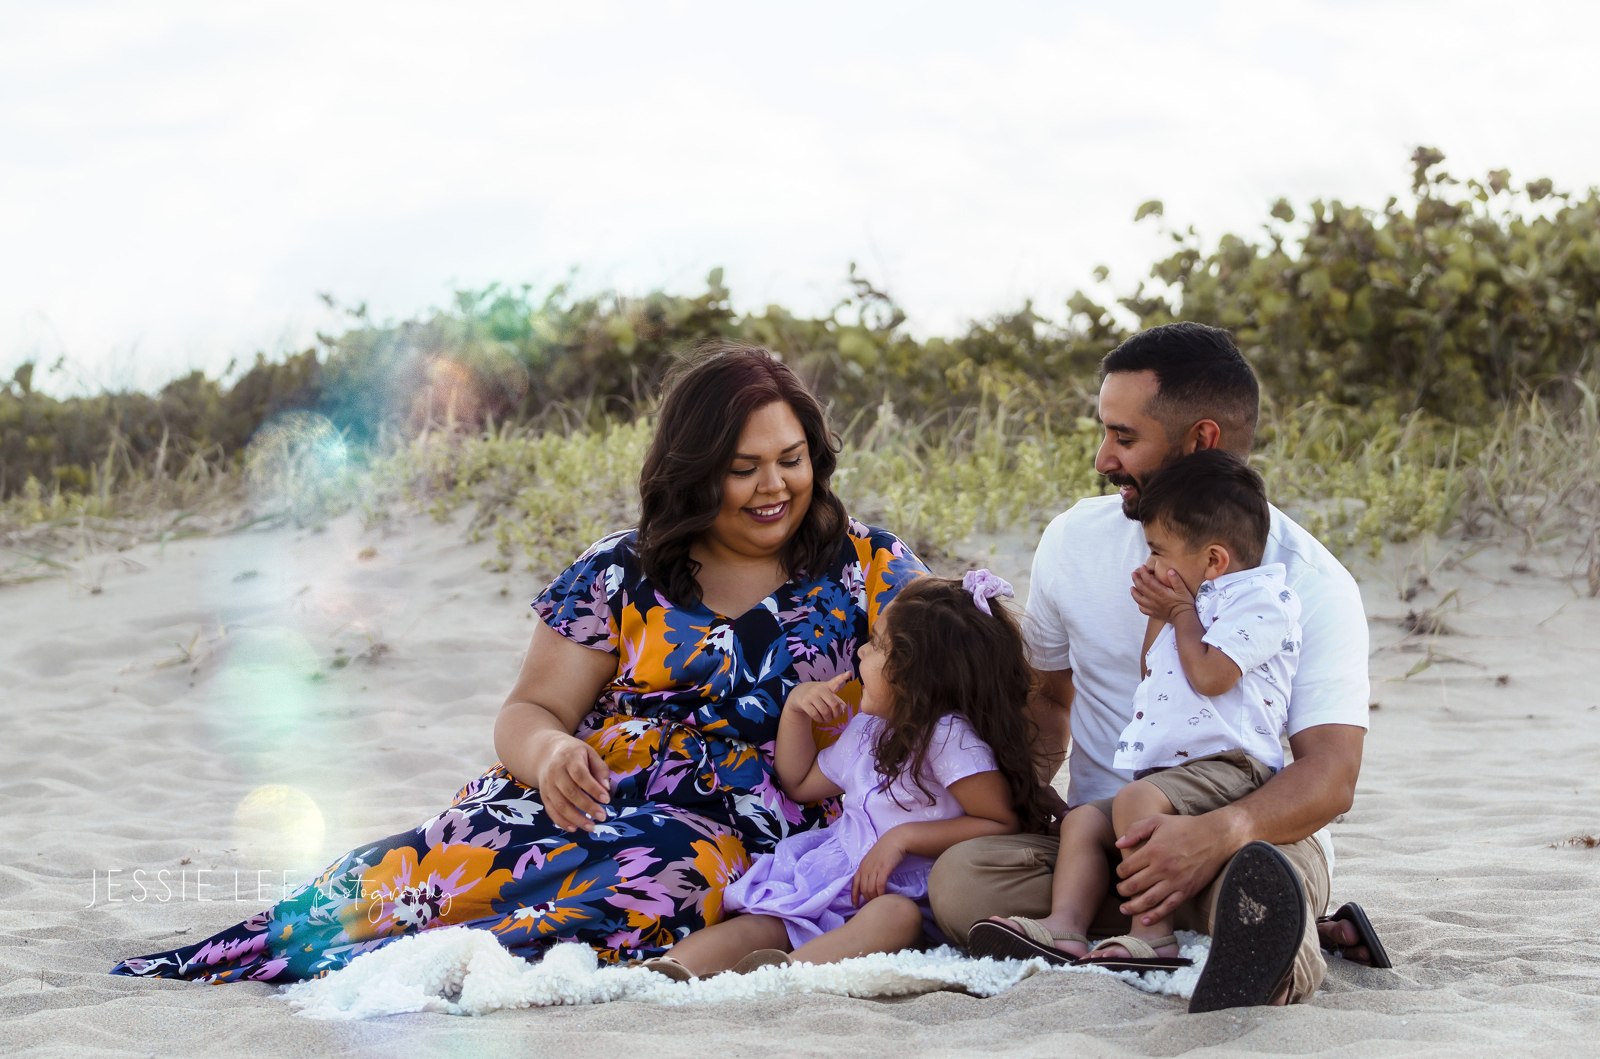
5;148;1599;576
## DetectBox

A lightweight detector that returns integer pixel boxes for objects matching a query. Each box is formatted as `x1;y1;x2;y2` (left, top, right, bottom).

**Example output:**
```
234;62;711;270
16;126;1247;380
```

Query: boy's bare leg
664;914;791;976
1106;779;1181;958
981;804;1113;958
790;895;925;964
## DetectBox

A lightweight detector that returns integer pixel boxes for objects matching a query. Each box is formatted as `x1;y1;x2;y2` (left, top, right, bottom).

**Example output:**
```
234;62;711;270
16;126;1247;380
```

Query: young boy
969;448;1302;969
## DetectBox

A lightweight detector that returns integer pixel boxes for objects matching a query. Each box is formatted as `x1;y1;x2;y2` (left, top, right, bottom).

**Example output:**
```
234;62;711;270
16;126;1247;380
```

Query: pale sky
4;0;1598;396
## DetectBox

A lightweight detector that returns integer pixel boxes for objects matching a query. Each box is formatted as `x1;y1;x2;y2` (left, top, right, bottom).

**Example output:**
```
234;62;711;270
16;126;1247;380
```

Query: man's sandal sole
1188;841;1306;1013
1319;901;1392;969
966;920;1074;967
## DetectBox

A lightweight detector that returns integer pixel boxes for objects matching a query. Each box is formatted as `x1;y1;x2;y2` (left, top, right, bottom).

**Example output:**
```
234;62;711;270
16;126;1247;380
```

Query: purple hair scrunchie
962;568;1014;616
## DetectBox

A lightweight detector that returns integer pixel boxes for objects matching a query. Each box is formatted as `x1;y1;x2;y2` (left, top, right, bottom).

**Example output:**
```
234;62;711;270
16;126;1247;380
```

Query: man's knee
928;833;1056;948
927;837;991;943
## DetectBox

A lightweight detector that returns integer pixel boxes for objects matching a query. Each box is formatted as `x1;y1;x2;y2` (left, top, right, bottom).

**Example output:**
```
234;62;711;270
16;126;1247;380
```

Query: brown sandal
1070;934;1193;973
730;949;793;974
967;917;1087;966
641;956;696;981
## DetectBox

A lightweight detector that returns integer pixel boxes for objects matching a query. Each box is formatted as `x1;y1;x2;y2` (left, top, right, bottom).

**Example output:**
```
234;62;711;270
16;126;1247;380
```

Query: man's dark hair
1137;449;1271;569
1100;322;1260;453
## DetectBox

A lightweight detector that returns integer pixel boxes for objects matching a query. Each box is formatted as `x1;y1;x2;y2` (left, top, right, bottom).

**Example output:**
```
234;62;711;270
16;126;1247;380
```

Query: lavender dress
722;711;997;947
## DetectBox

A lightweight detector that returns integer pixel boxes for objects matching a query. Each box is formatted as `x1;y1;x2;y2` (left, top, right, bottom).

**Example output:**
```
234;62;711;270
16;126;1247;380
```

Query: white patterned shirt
1114;563;1302;773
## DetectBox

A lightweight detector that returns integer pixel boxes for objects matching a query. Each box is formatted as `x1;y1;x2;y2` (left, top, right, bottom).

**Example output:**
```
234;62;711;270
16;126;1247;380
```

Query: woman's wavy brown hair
636;345;848;607
873;575;1048;834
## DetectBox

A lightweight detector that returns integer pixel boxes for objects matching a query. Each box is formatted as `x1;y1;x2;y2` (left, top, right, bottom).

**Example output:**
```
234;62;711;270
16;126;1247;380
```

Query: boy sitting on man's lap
975;448;1301;968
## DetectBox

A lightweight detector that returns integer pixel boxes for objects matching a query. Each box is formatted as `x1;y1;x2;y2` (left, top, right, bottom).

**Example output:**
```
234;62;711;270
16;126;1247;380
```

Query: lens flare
207;625;320;767
406;352;531;431
244;410;349;511
232;784;327;870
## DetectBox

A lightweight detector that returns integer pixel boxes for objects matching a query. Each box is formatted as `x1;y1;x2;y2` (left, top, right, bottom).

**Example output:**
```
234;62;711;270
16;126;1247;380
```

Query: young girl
644;571;1048;980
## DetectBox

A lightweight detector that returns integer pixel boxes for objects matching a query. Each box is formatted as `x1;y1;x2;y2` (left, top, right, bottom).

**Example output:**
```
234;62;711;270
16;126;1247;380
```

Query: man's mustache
1104;473;1137;488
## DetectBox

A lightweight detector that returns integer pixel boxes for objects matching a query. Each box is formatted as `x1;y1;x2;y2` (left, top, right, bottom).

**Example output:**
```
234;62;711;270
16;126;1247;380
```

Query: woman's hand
784;673;850;725
851;832;907;906
495;620;621;832
1131;565;1196;624
535;731;613;833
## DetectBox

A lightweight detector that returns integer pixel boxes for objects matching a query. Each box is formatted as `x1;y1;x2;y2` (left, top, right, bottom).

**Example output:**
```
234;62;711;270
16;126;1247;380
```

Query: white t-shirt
1114;564;1302;774
1025;494;1369;806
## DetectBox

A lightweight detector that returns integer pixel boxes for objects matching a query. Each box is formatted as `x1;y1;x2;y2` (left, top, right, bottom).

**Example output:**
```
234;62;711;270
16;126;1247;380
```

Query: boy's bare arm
1167;608;1243;696
1131;566;1241;697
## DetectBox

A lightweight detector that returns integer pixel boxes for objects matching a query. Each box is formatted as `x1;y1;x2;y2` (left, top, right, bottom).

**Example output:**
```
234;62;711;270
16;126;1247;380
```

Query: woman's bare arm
494;619;620;833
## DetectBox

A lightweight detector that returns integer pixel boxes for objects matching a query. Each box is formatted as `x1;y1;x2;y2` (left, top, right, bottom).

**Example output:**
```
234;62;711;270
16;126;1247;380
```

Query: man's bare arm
1026;668;1074;784
1113;723;1364;924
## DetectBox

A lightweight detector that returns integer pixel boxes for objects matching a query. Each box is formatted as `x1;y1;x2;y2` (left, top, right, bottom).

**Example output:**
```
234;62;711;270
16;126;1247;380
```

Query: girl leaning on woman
111;345;1051;984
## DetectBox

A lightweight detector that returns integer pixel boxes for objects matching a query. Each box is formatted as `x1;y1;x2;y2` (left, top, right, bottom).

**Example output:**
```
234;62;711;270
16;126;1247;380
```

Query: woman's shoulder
573;527;639;566
841;518;923;569
537;528;639;607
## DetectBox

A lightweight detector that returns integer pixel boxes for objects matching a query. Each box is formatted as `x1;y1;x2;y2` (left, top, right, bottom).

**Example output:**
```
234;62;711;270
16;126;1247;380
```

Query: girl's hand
851;832;907;906
784;673;850;725
535;732;613;833
1131;565;1197;624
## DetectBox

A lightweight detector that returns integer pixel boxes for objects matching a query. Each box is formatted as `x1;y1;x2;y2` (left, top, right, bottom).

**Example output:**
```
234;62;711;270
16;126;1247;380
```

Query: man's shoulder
1265;506;1359;599
1041;493;1130;548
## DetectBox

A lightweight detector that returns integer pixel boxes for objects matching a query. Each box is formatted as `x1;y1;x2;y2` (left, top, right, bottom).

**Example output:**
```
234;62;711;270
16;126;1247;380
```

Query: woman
111;346;928;981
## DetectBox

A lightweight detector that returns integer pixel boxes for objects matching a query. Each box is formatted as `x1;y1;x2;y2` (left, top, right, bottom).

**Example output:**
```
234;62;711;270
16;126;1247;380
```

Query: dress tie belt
616;715;758;803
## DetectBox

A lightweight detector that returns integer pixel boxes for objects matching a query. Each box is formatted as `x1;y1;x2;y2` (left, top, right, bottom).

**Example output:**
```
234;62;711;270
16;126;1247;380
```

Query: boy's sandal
641;956;696;981
1070;934;1193;973
1318;901;1392;969
966;917;1087;967
730;949;793;975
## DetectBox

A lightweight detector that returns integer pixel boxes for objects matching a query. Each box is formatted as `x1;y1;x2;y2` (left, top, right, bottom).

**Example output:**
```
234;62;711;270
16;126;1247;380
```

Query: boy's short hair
1137;449;1270;569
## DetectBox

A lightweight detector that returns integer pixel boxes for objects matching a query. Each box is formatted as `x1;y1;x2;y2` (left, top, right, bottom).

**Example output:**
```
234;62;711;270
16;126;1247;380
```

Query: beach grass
6;384;1595;593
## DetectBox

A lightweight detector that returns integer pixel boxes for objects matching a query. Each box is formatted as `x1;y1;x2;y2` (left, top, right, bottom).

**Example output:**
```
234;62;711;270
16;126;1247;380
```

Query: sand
3;511;1598;1057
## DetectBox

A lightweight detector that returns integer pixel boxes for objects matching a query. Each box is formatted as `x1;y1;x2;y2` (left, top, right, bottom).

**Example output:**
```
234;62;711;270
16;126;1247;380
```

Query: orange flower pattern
110;521;924;981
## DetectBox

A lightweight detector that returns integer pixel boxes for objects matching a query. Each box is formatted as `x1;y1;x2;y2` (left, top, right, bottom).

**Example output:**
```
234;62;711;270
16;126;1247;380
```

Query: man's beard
1107;472;1141;519
1107;445;1186;520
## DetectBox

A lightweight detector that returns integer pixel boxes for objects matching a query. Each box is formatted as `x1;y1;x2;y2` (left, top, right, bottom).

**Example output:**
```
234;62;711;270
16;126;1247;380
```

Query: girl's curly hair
872;575;1049;834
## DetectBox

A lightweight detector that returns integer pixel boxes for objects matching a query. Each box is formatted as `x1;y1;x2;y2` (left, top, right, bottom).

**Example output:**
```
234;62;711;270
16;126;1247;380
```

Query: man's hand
1131;564;1196;624
851;832;908;906
1040;785;1069;835
1114;810;1243;925
1113;725;1365;924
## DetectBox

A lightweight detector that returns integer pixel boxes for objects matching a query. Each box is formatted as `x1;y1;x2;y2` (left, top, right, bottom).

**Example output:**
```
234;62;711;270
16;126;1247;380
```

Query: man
927;322;1373;1009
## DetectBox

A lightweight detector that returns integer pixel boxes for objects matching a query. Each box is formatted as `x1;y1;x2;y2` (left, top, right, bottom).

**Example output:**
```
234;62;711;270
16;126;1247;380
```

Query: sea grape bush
2;149;1597;566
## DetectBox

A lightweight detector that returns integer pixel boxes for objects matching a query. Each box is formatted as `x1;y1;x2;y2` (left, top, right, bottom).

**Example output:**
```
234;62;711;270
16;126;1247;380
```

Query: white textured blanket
280;928;1211;1020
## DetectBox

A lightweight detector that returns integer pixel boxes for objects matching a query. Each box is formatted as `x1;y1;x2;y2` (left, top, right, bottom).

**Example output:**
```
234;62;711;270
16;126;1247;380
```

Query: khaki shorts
1086;749;1276;821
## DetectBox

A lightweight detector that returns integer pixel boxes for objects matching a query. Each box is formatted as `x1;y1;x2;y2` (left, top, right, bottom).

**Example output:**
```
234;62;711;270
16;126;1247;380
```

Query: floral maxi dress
110;520;926;982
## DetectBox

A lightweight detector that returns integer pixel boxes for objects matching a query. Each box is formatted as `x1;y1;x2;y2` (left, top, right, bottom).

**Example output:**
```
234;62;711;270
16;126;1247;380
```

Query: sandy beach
3;511;1598;1058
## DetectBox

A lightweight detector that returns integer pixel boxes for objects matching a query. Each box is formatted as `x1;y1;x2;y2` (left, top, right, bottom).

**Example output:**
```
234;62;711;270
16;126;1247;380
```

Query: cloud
2;0;1597;394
